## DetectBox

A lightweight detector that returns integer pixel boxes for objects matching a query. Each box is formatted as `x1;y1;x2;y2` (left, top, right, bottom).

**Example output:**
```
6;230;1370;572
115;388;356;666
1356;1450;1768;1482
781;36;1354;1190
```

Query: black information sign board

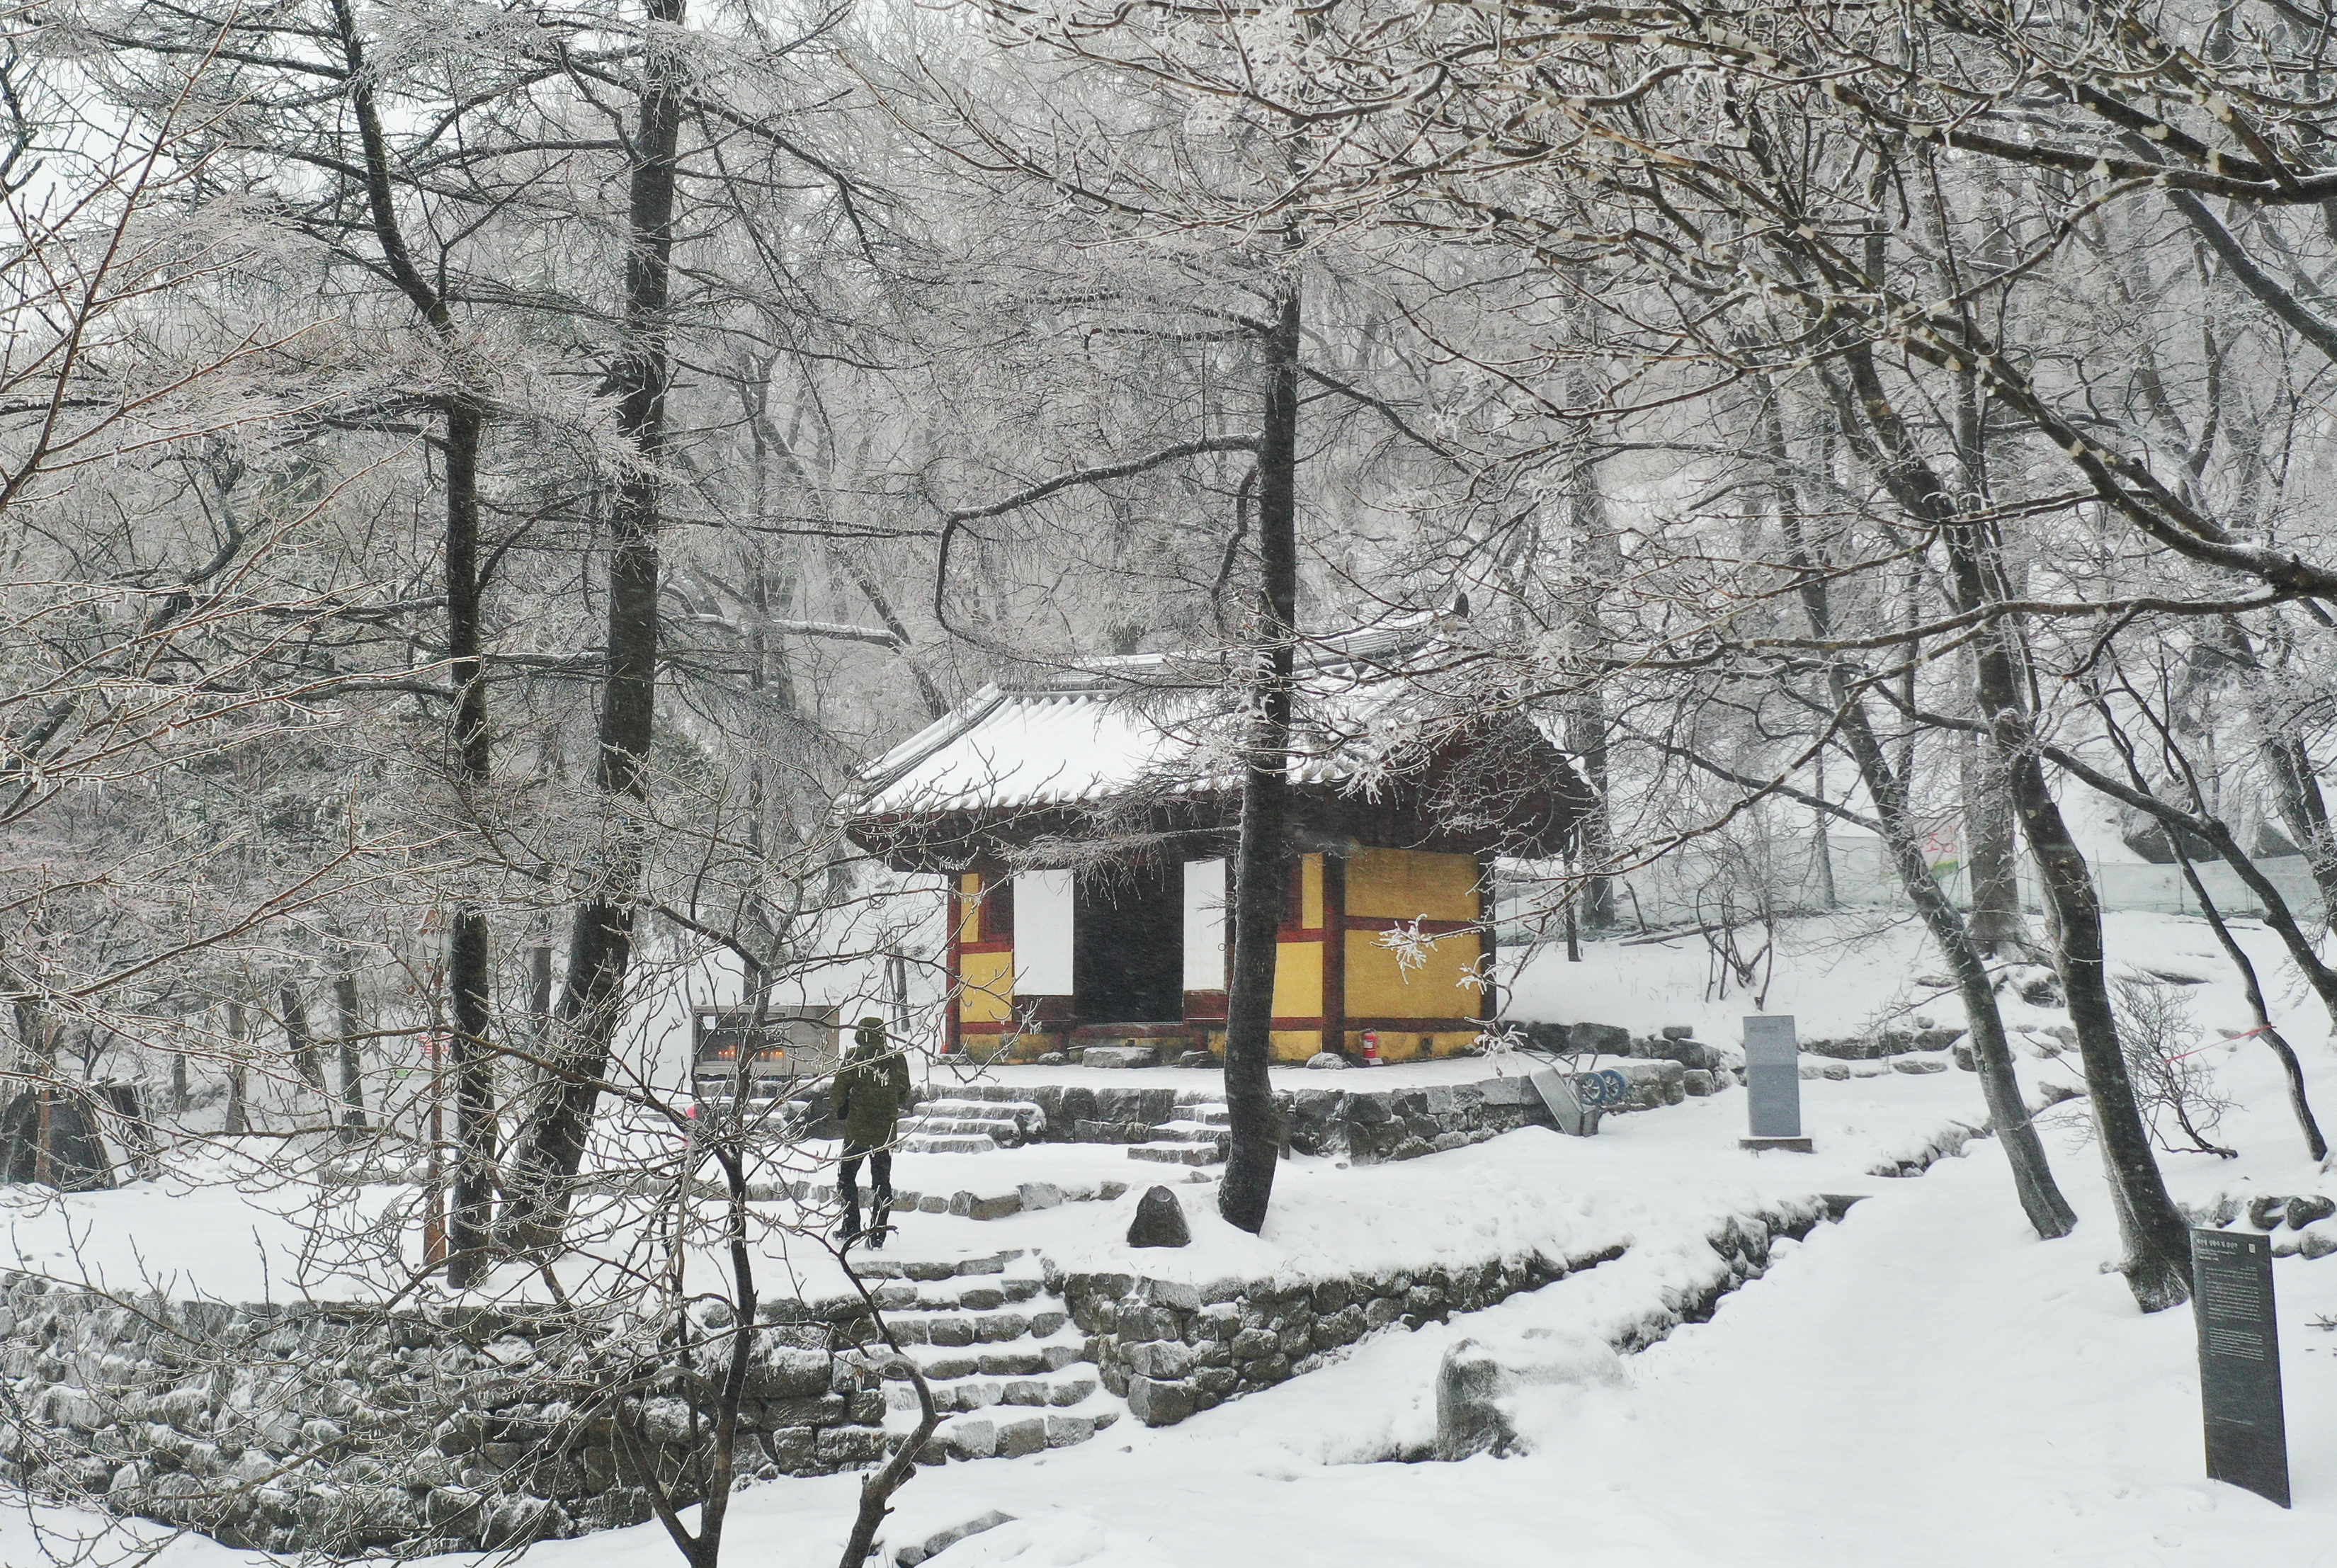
2193;1227;2290;1509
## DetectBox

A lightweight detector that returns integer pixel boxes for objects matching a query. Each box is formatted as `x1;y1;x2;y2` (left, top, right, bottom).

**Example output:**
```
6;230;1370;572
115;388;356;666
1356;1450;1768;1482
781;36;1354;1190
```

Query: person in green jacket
834;1016;910;1249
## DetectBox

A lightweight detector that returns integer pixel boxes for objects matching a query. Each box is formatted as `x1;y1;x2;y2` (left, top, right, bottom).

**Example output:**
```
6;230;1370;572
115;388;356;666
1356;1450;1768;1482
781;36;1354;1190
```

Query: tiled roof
851;623;1449;817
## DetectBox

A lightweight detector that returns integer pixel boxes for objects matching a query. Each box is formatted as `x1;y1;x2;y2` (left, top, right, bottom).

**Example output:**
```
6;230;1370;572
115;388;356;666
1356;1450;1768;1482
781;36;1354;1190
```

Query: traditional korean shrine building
843;625;1587;1064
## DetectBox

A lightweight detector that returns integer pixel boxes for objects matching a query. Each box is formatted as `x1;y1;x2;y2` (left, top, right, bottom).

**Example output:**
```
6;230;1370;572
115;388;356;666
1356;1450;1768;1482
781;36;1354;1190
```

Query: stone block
1016;1182;1064;1212
1045;1412;1095;1447
1126;1375;1195;1427
1476;1076;1537;1107
815;1426;889;1467
1081;1045;1159;1069
1126;1339;1196;1380
996;1414;1050;1457
746;1341;833;1399
1137;1276;1204;1311
943;1418;996;1460
1567;1022;1632;1055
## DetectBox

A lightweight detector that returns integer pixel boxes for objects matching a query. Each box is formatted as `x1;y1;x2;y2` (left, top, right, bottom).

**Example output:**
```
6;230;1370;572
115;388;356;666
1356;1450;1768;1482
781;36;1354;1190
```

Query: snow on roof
851;623;1447;818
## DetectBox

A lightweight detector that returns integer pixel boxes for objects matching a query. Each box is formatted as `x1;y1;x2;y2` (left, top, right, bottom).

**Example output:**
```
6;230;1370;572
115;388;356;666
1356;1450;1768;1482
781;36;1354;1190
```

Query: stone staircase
853;1249;1123;1462
1128;1101;1229;1166
897;1097;1046;1154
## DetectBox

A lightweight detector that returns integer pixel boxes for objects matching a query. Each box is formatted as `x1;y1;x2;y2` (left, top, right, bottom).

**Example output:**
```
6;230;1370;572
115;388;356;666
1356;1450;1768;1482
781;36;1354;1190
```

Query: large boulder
1127;1186;1192;1249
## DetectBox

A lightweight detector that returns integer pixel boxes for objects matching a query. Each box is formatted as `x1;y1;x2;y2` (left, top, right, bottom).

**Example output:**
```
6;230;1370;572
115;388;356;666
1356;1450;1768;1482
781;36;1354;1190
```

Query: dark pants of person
839;1142;893;1246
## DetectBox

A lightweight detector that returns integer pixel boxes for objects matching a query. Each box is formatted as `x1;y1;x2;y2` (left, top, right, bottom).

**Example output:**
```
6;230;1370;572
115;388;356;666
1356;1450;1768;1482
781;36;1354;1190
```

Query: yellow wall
1300;853;1324;928
959;949;1014;1024
957;873;984;943
1346;846;1478;921
1271;936;1322;1021
1346;928;1482;1019
1271;1029;1324;1062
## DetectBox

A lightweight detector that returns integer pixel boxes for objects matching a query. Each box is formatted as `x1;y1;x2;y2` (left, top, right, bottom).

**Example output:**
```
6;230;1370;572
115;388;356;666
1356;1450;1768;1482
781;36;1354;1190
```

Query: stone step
877;1307;1071;1347
899;1134;1001;1154
872;1274;1045;1312
1144;1121;1227;1144
1128;1141;1225;1166
1190;1104;1230;1126
905;1338;1088;1378
912;1399;1123;1462
885;1365;1100;1415
914;1096;1044;1120
900;1115;1025;1135
850;1250;1024;1282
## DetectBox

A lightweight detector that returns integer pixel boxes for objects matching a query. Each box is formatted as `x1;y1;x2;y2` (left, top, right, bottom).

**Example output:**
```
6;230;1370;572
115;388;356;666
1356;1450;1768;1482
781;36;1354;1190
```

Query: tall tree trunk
282;983;326;1094
1219;278;1301;1237
223;999;248;1136
1961;709;2030;958
333;965;366;1140
1563;360;1615;928
1770;396;2074;1239
1917;491;2193;1307
503;0;683;1248
1831;339;2190;1307
332;0;501;1278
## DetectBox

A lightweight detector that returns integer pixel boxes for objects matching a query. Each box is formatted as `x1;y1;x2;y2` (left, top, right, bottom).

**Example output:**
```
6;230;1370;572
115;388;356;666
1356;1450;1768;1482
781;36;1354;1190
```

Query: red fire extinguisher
1360;1030;1382;1066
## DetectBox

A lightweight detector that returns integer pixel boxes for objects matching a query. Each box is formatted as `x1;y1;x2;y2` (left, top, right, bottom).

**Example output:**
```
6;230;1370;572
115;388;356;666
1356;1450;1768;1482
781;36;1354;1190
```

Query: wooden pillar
1477;855;1496;1023
943;875;965;1057
1323;852;1348;1056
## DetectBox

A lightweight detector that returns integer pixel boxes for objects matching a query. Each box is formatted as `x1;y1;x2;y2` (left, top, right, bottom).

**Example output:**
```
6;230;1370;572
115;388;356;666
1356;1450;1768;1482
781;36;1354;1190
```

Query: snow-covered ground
12;909;2337;1565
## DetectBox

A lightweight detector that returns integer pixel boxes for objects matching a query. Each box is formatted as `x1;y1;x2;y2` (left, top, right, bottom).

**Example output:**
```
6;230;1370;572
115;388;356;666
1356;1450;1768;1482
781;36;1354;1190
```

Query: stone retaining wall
1052;1246;1625;1428
1057;1198;1840;1431
0;1274;891;1556
931;1070;1722;1166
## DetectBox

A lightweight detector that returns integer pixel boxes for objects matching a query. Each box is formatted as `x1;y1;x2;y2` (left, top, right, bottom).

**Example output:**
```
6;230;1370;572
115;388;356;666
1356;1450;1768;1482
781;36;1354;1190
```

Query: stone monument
1741;1014;1812;1152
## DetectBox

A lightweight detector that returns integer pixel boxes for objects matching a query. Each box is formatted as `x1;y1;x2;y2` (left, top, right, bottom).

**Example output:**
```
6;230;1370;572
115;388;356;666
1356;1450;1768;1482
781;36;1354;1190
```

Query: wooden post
1322;853;1347;1057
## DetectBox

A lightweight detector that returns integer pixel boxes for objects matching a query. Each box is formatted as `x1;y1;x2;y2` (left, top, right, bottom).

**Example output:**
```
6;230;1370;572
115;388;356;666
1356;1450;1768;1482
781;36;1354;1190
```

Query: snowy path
837;1135;2337;1568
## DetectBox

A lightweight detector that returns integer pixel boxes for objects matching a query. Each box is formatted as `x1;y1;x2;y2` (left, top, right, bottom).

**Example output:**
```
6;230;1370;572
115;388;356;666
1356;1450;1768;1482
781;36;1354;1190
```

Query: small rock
1683;1069;1715;1096
1037;1052;1069;1066
1661;1025;1695;1040
2301;1229;2337;1261
2287;1195;2336;1229
2248;1195;2288;1231
1951;1038;1977;1072
1127;1186;1192;1249
1306;1052;1351;1071
1892;1057;1948;1075
1175;1051;1214;1069
1435;1339;1515;1460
